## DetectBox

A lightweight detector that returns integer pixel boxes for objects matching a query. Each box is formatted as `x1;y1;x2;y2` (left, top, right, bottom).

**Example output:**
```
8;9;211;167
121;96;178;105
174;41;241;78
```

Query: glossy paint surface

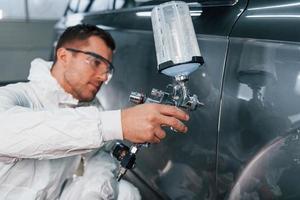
218;38;300;199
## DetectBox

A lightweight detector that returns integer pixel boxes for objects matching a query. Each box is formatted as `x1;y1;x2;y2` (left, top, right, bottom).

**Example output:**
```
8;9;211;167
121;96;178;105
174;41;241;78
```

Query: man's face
63;36;113;101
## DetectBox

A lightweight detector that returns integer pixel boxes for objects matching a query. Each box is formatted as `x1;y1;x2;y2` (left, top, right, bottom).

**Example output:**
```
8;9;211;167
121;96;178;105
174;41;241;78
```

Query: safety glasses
66;48;114;84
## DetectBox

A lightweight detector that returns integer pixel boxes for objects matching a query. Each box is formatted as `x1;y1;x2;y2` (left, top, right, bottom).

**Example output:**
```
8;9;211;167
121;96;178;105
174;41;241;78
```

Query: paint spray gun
112;1;205;181
113;74;204;181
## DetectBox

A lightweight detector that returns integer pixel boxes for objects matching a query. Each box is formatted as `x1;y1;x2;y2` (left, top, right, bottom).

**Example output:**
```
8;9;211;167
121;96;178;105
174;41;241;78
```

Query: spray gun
113;75;203;181
112;1;205;181
130;75;203;110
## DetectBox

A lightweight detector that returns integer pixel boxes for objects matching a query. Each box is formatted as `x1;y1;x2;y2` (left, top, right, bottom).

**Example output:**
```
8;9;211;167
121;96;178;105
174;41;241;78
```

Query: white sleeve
0;104;123;160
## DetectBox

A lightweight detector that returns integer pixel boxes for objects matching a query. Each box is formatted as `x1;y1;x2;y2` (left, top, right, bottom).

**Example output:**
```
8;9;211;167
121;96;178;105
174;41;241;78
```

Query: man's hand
121;104;189;143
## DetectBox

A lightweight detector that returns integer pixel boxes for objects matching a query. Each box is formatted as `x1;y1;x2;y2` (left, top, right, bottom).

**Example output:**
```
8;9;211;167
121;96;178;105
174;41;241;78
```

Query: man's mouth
89;83;101;91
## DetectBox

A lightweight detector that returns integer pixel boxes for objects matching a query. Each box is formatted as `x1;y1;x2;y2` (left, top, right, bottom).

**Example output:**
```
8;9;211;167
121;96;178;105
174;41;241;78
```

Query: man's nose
95;72;109;82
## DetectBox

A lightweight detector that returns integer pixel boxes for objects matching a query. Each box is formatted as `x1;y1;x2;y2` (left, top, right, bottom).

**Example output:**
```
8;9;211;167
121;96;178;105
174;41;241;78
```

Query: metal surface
229;127;300;200
218;38;300;199
129;76;203;110
78;0;247;35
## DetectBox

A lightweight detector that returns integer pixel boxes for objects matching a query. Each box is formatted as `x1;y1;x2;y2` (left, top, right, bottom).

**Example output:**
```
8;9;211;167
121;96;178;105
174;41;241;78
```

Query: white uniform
0;58;141;200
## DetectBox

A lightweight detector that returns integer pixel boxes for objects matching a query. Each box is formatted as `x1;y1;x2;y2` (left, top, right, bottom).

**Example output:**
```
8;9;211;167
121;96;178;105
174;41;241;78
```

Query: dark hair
54;24;116;63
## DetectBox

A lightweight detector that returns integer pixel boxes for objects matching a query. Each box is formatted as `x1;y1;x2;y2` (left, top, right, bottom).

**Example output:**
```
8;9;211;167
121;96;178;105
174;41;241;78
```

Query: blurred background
0;0;153;84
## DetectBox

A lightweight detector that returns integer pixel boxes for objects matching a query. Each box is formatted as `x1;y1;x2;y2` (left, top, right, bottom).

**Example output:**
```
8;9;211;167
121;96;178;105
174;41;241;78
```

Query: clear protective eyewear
66;48;114;84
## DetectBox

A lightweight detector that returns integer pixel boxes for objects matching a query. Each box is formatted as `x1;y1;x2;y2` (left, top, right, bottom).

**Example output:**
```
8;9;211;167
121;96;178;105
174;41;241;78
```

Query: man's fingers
158;115;188;133
121;104;189;144
152;136;161;143
155;128;166;140
148;128;165;143
158;104;189;121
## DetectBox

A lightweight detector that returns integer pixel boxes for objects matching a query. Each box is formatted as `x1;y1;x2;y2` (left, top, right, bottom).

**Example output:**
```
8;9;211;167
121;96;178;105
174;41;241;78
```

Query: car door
219;0;300;199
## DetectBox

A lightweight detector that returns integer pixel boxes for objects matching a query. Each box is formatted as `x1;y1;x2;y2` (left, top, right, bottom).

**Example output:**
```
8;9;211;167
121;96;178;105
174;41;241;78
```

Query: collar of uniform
27;58;79;106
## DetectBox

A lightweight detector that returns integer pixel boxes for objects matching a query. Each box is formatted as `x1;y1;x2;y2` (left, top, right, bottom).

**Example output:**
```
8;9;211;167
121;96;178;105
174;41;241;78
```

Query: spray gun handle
115;89;202;181
115;142;149;181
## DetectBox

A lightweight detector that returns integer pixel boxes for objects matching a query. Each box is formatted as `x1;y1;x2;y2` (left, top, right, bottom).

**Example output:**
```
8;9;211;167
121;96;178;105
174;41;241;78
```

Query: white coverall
0;58;141;200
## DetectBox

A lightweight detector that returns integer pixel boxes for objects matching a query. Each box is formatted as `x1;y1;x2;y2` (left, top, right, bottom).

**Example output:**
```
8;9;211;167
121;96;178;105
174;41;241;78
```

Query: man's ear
56;48;68;66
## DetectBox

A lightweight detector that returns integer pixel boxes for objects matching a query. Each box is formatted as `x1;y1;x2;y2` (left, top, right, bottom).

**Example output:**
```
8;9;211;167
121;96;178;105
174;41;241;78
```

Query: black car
54;0;300;199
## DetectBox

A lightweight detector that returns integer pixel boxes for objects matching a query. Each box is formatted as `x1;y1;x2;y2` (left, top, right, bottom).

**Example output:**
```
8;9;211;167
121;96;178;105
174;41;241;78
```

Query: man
0;24;189;199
